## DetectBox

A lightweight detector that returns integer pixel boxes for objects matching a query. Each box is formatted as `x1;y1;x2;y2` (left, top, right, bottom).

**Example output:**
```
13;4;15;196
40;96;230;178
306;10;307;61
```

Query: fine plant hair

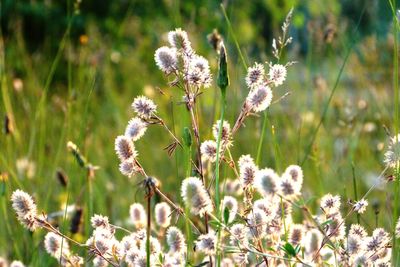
8;9;400;267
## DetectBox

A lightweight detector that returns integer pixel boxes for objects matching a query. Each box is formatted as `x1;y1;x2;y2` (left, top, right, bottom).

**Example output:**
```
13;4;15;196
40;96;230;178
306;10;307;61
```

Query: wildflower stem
351;162;360;224
146;194;151;267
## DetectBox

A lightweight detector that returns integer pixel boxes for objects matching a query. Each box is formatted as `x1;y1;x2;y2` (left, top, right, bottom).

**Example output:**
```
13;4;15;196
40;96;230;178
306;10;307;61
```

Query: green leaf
281;242;297;257
183;127;192;147
223;207;230;224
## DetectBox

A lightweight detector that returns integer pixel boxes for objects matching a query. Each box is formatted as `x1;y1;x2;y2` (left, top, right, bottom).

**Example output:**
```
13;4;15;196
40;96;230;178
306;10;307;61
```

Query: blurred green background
0;0;399;265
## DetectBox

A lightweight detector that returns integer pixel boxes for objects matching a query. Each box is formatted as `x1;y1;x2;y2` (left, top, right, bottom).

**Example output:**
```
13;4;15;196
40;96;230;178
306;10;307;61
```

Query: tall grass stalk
388;0;399;263
300;6;366;166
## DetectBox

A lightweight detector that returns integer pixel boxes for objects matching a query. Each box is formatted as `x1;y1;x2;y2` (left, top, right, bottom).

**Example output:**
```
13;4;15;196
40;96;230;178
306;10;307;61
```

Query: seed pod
217;42;229;92
70;207;83;234
56;169;68;187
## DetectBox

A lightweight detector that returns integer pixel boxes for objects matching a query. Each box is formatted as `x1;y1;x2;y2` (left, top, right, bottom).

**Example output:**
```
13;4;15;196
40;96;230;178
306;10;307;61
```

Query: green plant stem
215;90;226;267
351;162;360;224
146;195;151;267
256;111;268;165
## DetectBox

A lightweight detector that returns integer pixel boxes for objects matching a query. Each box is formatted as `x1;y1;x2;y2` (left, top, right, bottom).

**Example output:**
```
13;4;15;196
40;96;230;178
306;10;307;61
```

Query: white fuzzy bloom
245;63;265;89
129;203;146;228
91;214;110;229
93;256;108;267
320;194;341;215
353;199;368;214
384;134;400;169
246;85;273;112
347;235;362;255
268;64;287;86
200;140;219;163
166;226;186;254
253;198;276;221
304;229;322;255
155;46;178;74
225;179;243;196
10;261;25;267
186;55;212;88
195;232;217;255
132;96;157;119
284;165;303;188
125;118;147;141
11;190;38;231
247;209;268;238
44;232;70;258
139;236;161;255
181;177;213;217
289;224;304;246
155;202;171;228
366;228;390;252
238;154;255;167
278;175;300;198
239;162;258;187
254;168;279;196
230;224;249;247
325;214;346;241
221;196;238;223
212;120;232;146
168;28;192;52
349;224;368;239
115;135;137;161
119;158;139;178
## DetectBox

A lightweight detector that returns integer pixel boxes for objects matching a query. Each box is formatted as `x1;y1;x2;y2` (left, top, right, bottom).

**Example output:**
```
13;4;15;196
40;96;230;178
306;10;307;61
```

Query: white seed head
186;55;212;88
254;168;279;196
230;224;249;247
195;232;217;256
269;64;287;86
278;175;300;197
91;214;110;229
139;236;161;255
224;179;243;196
93;256;108;267
246;63;265;89
200;140;219;163
284;165;303;187
129;203;146;229
115;135;137;161
125;117;147;141
44;232;70;258
131;96;157;119
346;235;361;255
119;158;139;178
320;194;341;215
10;261;25;267
253;198;276;221
246;84;273;112
289;224;304;246
212;120;232;146
384;134;400;169
239;162;258;187
181;177;213;217
304;229;322;255
155;202;171;228
247;209;268;238
353;199;368;214
238;154;255;168
11;190;38;231
221;196;238;223
166;226;186;254
349;224;368;239
154;46;178;74
325;214;346;241
168;28;192;52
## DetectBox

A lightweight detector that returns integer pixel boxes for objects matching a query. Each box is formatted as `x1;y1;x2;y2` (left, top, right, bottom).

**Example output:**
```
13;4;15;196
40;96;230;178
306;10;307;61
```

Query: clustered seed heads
8;24;398;267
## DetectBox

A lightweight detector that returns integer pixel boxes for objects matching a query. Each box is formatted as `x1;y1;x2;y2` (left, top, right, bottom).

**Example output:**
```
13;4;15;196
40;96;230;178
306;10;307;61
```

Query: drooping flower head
125;118;147;141
131;96;157;119
181;177;213;217
129;203;146;228
245;63;265;89
115;135;137;161
166;226;186;254
154;46;178;74
246;85;273;112
384;134;400;170
155;202;171;228
268;64;287;86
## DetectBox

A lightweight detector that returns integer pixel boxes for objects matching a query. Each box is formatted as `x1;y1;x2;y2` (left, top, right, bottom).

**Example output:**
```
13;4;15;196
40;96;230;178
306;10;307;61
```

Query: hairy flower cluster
155;28;212;88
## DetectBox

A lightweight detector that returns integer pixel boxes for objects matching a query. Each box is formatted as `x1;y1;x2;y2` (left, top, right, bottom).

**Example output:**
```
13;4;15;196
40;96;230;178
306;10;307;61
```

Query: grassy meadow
1;0;400;266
